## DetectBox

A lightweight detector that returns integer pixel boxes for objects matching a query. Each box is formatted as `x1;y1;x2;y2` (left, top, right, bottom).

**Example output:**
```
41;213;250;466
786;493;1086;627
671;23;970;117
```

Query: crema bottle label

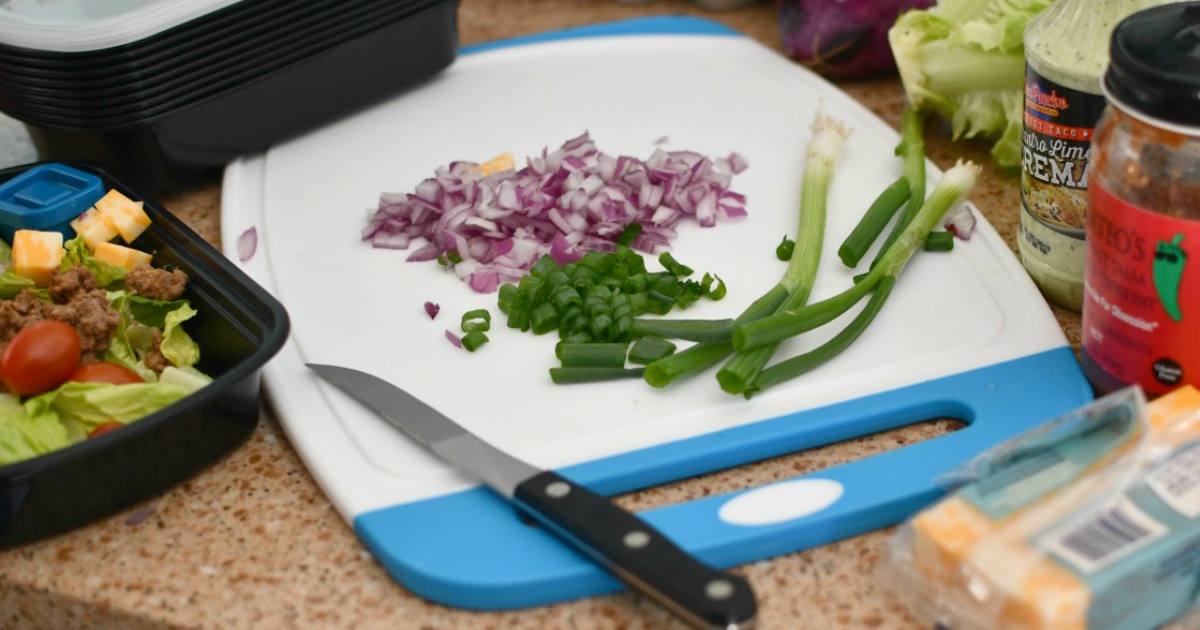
1020;68;1107;238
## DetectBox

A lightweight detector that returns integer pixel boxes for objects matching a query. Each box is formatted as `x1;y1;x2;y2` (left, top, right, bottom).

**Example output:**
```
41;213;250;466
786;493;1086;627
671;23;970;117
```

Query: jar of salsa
1083;2;1200;396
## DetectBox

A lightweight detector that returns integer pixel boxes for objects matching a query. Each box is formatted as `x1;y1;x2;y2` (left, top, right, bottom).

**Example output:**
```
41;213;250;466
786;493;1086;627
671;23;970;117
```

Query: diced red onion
362;133;748;293
424;301;440;319
237;227;258;262
445;330;462;348
944;205;976;241
125;505;156;526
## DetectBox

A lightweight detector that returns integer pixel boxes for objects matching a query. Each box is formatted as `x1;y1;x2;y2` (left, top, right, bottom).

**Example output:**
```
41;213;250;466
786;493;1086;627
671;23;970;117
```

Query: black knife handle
513;471;757;630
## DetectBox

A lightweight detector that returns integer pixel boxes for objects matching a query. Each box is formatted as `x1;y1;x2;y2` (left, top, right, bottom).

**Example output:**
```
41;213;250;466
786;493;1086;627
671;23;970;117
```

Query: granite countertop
0;1;1085;628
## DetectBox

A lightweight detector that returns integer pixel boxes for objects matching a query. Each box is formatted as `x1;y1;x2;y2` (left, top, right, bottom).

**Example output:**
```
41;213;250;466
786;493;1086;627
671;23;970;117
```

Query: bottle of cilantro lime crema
1019;0;1178;311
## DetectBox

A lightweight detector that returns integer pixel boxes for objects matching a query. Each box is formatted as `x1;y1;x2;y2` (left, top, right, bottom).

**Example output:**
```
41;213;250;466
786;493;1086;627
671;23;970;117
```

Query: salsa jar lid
1104;1;1200;128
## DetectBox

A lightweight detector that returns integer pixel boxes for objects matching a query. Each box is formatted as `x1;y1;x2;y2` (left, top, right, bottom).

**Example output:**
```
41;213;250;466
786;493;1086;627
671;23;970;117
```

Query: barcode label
1046;497;1166;574
1146;445;1200;519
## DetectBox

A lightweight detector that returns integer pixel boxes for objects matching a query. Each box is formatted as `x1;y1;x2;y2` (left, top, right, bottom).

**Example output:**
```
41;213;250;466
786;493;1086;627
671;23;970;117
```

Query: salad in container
0;162;288;547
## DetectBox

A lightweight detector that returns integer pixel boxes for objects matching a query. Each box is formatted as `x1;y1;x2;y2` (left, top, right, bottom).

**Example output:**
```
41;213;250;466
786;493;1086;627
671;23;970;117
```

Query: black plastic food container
0;0;459;194
0;161;290;549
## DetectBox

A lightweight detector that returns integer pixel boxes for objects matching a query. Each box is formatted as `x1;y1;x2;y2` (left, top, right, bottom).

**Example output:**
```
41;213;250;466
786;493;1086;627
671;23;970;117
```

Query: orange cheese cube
468;152;516;177
69;207;120;249
94;189;151;243
94;241;152;270
11;229;65;287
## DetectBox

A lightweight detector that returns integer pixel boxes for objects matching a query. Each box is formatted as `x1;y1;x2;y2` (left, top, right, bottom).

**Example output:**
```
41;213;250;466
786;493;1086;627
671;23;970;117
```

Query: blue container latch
0;164;104;243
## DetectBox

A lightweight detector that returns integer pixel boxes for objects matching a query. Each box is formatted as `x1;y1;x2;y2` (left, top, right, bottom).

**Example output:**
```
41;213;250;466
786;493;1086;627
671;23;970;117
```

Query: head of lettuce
888;0;1053;169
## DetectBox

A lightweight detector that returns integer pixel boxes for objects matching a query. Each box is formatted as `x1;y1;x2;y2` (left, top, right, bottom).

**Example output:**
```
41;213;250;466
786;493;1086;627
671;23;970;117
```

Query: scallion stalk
642;285;788;387
716;110;851;393
868;106;927;270
733;159;980;352
745;275;896;397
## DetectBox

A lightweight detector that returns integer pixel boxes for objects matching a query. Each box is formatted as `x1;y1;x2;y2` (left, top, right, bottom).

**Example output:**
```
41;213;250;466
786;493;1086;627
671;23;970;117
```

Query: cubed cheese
469;152;516;177
94;189;151;243
94;241;152;270
12;229;65;287
69;207;120;249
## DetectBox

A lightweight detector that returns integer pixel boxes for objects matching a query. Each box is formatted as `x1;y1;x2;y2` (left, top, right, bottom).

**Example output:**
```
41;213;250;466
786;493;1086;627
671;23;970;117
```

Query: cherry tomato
89;421;124;438
68;362;144;385
1;320;82;395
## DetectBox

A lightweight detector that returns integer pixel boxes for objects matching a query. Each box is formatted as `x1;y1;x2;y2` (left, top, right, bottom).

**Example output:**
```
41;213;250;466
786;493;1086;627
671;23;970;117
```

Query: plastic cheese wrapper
882;385;1200;630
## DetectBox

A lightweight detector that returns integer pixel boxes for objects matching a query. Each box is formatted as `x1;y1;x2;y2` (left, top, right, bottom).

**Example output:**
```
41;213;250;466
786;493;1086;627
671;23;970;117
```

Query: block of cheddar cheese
93;189;151;243
69;207;120;249
94;240;152;270
11;229;65;287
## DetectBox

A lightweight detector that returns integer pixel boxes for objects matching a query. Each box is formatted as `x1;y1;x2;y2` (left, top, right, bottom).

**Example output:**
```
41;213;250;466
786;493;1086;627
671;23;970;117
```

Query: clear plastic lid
0;0;242;53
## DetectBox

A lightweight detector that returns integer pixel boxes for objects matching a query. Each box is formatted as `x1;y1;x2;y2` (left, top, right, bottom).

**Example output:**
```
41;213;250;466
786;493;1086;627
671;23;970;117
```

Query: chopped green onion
776;235;795;261
837;177;910;268
558;342;629;368
556;332;593;356
628;336;677;365
658;252;694;277
549;366;645;384
461;330;488;352
923;231;954;252
701;273;727;300
529;302;559;335
628;318;735;343
461;309;491;332
615;222;643;247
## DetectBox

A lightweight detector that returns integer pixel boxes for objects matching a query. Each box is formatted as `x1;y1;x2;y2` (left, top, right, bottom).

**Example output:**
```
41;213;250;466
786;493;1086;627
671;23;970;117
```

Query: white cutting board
221;17;1092;610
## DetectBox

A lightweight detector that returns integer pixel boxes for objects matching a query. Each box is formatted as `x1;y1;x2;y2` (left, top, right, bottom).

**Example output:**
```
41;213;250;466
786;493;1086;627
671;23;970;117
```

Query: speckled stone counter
0;1;1087;628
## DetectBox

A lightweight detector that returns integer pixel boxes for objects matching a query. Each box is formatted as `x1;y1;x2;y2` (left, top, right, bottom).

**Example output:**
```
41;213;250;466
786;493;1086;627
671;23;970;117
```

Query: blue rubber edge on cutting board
459;15;740;56
355;347;1093;610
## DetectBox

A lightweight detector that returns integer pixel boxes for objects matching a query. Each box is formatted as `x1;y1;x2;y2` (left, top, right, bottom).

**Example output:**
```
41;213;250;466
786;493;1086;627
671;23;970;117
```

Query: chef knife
307;363;756;630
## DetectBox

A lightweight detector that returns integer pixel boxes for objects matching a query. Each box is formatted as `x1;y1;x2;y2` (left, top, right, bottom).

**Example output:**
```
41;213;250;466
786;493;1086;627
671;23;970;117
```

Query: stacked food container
0;0;459;193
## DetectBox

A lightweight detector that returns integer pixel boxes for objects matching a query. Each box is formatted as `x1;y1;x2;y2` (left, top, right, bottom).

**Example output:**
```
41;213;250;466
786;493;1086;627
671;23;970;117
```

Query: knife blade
308;363;756;630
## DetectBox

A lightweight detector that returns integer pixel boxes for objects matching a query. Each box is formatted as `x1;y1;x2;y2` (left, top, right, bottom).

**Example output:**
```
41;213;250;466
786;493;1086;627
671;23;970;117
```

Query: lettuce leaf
888;0;1052;168
60;236;126;287
124;294;201;368
0;269;36;299
103;292;202;375
25;381;198;433
0;393;71;465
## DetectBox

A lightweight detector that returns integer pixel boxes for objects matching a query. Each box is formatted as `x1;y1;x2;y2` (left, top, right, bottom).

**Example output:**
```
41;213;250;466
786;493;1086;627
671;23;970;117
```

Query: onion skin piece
777;0;934;79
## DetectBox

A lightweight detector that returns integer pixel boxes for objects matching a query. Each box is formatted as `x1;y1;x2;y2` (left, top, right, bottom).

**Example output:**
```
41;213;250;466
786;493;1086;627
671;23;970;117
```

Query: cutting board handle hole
609;416;966;513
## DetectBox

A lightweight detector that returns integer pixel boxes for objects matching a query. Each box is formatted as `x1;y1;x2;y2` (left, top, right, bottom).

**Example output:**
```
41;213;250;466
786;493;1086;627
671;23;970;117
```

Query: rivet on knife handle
514;470;757;630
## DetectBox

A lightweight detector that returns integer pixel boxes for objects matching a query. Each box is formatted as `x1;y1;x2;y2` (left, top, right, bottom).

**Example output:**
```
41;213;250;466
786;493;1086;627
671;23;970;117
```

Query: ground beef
125;264;188;301
45;288;120;360
0;290;46;342
0;267;121;361
145;328;169;373
47;265;96;304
